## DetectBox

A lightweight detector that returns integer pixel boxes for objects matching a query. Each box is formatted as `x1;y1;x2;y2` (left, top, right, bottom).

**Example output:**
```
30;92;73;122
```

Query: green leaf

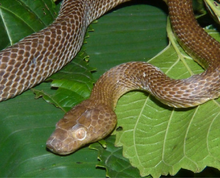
86;1;168;80
114;18;220;177
0;0;58;49
90;136;149;178
32;51;94;112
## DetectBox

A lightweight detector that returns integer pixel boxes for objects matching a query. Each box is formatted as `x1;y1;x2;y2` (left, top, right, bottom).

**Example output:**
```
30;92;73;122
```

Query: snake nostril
46;136;68;154
46;138;56;152
46;135;62;151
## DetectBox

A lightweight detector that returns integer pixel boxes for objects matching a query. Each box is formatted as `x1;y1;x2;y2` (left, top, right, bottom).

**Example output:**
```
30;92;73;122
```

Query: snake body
45;0;220;155
0;0;129;101
0;0;219;154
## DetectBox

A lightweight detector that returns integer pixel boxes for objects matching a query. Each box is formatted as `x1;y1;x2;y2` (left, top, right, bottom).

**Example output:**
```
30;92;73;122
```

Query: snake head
46;99;117;155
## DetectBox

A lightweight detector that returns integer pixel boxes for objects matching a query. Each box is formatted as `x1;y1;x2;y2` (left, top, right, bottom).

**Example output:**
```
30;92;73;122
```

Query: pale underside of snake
0;0;220;155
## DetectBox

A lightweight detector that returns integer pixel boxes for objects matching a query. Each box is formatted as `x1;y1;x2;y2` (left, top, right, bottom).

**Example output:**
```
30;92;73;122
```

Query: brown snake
0;0;220;155
46;0;220;155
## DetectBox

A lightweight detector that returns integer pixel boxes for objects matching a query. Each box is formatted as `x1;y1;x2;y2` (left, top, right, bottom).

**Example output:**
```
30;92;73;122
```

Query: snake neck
89;63;140;109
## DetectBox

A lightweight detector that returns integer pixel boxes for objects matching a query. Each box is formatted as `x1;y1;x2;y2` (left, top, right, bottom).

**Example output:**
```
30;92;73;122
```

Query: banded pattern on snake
0;0;220;155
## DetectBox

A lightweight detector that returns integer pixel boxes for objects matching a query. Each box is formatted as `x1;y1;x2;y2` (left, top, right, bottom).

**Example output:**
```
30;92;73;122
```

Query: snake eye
72;125;87;141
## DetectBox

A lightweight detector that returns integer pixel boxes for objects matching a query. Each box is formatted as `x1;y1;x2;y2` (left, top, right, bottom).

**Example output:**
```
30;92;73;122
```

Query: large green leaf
115;37;220;177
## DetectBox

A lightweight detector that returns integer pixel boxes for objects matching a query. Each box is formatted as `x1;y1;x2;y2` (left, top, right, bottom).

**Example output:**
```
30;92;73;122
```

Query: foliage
0;0;220;177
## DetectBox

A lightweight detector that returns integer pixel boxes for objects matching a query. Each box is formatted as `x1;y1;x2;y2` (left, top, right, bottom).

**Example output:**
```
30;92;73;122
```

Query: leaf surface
114;22;220;177
90;136;147;178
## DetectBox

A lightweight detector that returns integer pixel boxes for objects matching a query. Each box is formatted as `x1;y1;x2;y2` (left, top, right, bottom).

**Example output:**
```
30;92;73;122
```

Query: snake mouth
46;128;74;155
46;136;61;154
46;141;57;154
46;136;73;155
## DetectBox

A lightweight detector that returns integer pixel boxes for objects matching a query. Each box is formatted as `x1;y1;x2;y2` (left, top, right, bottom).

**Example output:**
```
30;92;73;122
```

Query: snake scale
0;0;220;155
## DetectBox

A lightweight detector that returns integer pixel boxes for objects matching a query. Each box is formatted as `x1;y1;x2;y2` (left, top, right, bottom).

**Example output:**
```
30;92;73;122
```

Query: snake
0;0;220;155
45;0;220;155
